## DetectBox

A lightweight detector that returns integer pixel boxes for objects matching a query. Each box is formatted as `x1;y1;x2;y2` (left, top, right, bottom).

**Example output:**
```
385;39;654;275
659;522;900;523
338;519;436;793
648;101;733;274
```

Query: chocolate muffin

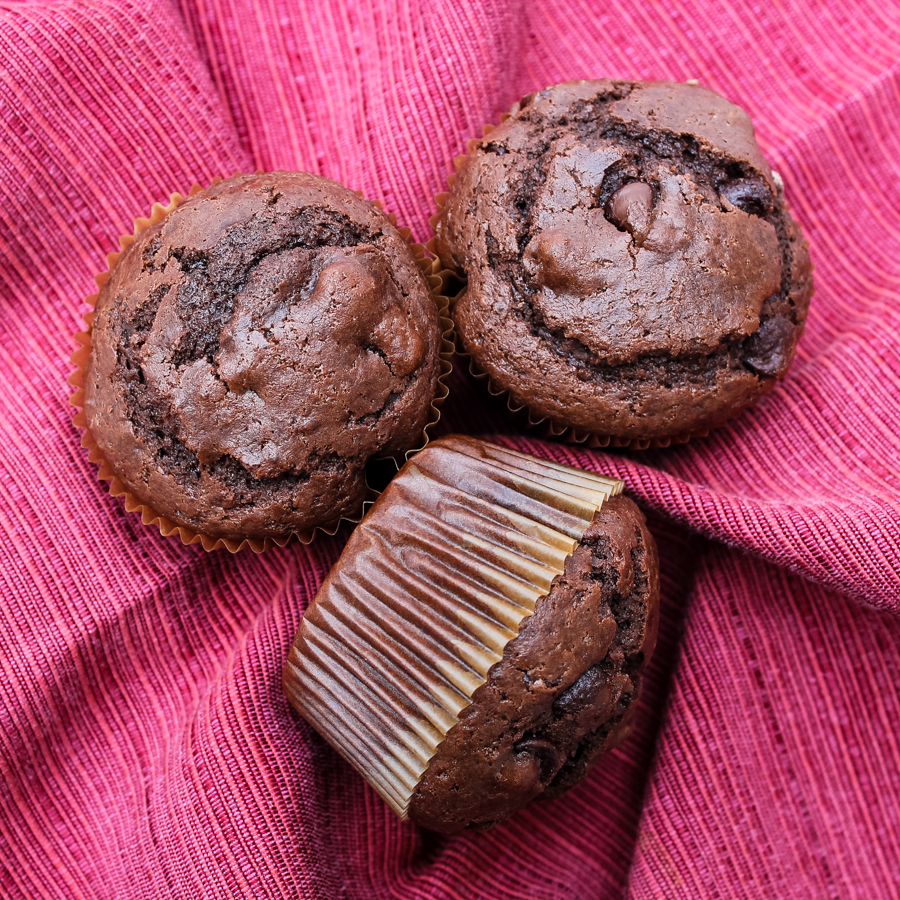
434;80;814;445
83;172;443;544
283;436;659;832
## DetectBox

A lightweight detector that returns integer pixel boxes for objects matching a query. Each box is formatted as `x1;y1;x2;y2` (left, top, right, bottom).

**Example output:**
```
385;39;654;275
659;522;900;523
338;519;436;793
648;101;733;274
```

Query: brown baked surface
435;79;813;441
85;172;442;541
408;494;659;833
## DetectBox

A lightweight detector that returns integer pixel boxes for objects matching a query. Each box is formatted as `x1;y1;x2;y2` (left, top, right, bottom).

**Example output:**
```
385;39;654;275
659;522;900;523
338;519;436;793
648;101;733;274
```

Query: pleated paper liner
283;435;624;819
69;175;455;554
428;116;744;452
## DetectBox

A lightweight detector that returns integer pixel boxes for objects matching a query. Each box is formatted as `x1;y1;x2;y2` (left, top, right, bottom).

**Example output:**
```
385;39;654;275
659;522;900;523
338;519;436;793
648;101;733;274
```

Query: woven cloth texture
1;0;899;897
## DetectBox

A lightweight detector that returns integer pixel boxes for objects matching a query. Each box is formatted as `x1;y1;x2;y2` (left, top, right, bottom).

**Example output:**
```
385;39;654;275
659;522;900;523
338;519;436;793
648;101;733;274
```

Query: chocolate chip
514;738;560;782
743;315;797;378
553;665;606;715
604;182;653;239
720;178;772;217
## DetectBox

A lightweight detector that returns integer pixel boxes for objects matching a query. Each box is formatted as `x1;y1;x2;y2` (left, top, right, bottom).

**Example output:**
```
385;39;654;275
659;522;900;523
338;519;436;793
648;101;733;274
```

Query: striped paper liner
68;175;454;553
283;435;624;818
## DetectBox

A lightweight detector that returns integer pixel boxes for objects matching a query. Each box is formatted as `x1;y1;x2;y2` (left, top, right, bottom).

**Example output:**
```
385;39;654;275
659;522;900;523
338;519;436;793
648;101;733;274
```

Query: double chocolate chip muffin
283;436;659;832
434;80;814;445
84;172;443;544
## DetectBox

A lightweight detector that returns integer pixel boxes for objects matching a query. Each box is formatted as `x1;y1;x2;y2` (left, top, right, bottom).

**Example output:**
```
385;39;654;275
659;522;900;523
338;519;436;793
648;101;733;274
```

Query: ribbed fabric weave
0;1;898;897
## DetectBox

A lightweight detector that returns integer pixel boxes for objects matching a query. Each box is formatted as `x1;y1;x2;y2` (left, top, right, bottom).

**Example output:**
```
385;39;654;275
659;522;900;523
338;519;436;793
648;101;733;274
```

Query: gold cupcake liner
428;117;716;452
69;176;455;553
283;435;624;818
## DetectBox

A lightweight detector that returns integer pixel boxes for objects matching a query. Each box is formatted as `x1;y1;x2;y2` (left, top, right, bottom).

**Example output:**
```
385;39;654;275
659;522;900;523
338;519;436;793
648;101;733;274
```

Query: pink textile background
1;0;899;896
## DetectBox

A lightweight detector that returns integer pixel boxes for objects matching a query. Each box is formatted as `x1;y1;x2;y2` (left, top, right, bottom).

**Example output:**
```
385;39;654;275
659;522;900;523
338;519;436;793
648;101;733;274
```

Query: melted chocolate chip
743;314;797;378
553;665;607;715
604;181;653;239
720;178;772;217
514;738;560;782
596;160;640;209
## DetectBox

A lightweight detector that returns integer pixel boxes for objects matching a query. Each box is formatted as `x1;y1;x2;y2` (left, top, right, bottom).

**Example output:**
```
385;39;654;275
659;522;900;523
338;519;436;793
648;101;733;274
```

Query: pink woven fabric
1;0;899;896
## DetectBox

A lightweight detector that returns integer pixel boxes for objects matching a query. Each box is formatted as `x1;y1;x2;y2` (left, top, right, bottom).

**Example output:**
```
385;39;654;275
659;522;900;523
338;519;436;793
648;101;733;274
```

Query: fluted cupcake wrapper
428;111;724;451
283;436;623;817
69;176;455;553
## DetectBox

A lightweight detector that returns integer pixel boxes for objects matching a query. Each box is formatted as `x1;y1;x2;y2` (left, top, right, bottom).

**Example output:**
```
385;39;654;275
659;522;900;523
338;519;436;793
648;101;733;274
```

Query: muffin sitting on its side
83;172;443;545
434;80;813;445
284;437;659;833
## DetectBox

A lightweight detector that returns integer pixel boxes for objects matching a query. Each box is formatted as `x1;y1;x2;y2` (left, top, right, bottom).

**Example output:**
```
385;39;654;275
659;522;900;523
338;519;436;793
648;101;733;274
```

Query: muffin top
435;80;813;442
85;172;442;541
408;493;658;833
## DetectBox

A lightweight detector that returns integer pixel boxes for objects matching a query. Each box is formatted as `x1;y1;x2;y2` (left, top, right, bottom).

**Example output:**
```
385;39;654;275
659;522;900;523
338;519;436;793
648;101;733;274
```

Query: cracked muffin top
84;172;443;542
434;80;813;444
